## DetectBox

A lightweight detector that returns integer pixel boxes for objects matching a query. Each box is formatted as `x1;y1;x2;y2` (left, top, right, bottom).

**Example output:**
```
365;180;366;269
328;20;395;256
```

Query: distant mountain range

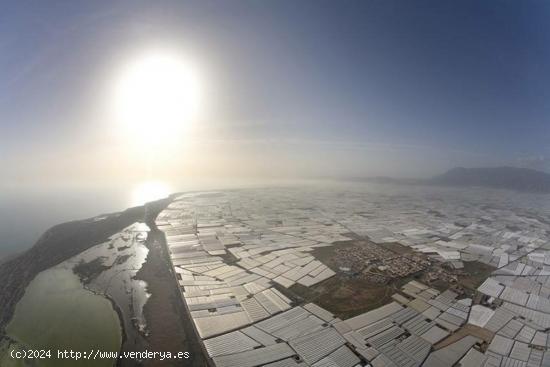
364;166;550;193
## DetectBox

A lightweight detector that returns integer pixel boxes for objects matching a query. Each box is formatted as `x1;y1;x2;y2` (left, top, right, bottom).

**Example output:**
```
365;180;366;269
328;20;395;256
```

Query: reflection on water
0;178;299;260
71;223;151;337
130;181;171;207
0;223;151;367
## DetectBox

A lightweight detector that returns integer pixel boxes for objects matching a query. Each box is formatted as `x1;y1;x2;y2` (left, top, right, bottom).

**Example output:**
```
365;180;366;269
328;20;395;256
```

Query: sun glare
131;181;171;206
111;49;202;146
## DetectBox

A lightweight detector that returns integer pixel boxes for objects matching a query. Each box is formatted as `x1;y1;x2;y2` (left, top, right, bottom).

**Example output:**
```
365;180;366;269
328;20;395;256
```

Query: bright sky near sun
1;0;550;194
109;49;202;149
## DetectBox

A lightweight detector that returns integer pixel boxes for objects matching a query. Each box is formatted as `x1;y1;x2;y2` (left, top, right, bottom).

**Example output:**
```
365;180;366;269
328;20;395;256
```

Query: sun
110;49;202;146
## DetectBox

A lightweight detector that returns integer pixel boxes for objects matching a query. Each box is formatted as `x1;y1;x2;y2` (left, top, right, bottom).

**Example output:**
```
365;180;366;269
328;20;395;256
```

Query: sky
1;0;550;192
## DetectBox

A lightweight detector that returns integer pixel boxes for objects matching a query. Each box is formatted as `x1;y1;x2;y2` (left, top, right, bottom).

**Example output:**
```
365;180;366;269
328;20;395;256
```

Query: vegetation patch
73;257;110;285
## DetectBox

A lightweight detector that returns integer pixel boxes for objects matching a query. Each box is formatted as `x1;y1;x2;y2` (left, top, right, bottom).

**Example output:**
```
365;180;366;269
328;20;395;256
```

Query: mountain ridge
362;166;550;193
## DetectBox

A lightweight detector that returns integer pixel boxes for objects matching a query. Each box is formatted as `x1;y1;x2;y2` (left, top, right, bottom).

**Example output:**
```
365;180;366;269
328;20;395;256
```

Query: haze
1;1;550;255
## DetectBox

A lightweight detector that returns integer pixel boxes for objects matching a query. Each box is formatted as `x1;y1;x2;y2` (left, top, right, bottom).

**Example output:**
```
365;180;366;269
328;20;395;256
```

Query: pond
0;223;152;367
1;263;121;367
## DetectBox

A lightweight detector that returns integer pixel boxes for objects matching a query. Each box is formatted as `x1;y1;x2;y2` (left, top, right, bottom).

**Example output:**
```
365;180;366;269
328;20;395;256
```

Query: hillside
429;166;550;193
361;166;550;193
